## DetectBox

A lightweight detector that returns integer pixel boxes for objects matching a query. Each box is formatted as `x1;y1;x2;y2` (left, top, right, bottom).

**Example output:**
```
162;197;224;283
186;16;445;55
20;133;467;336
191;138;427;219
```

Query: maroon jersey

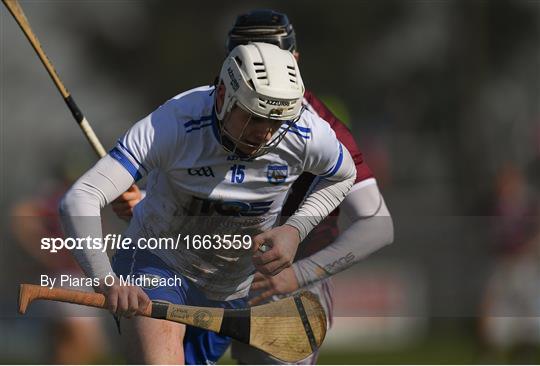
282;90;374;260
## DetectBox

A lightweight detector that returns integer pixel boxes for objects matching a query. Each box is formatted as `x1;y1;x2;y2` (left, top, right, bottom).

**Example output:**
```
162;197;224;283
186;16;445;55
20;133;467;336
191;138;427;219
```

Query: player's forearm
286;147;356;241
292;183;394;287
59;155;134;279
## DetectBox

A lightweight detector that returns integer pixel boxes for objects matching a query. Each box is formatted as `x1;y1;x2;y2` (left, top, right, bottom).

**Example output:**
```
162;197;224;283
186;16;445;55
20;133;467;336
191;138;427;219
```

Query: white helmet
215;42;305;157
216;42;305;121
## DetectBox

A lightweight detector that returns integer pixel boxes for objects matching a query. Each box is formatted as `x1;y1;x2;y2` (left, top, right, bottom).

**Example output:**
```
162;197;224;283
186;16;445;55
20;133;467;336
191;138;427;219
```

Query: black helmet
227;9;297;52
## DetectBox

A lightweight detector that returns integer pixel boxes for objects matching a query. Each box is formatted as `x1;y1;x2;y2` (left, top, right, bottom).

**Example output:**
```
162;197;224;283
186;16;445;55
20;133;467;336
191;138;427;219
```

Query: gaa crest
266;164;288;184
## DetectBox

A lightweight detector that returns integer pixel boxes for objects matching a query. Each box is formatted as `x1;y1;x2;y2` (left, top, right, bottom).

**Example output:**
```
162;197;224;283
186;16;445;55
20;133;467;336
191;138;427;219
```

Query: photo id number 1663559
184;234;252;250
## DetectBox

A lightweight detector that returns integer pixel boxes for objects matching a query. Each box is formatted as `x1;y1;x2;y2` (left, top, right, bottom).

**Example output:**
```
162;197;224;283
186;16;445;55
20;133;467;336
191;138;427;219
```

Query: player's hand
248;268;300;306
112;184;142;220
251;224;300;276
96;276;150;318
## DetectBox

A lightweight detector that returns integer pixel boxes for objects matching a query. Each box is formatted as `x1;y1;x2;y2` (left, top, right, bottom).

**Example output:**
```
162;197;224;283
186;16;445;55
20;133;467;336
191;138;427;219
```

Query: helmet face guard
215;43;305;158
227;9;296;52
218;103;305;159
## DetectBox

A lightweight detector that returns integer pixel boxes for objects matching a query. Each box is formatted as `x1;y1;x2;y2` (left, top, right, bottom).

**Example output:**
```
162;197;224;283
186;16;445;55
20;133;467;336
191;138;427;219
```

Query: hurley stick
19;284;326;363
2;0;106;157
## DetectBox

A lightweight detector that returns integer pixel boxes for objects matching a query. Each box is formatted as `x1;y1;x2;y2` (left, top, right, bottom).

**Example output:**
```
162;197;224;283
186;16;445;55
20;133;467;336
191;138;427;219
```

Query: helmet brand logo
227;67;239;91
266;99;290;106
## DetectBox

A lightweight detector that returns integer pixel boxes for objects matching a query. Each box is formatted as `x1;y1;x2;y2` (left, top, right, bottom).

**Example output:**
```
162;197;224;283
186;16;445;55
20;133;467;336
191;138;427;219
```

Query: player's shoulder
152;85;215;132
278;109;319;151
159;85;214;119
297;107;334;137
279;109;337;161
170;85;215;105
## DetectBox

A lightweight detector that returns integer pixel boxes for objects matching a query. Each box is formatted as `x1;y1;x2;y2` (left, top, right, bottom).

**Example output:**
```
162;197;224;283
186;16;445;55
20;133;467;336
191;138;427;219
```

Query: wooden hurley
18;284;326;363
2;0;107;157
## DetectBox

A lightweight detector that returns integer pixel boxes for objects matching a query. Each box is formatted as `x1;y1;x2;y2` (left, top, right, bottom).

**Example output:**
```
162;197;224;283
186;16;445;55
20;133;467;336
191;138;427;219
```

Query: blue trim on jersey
186;122;213;133
184;115;212;128
280;126;310;139
116;140;148;174
321;144;344;178
280;121;311;139
285;121;312;133
109;147;143;181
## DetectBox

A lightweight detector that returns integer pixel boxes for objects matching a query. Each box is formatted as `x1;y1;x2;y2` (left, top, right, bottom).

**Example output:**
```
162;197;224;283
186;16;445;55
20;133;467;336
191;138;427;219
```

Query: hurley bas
40;274;182;290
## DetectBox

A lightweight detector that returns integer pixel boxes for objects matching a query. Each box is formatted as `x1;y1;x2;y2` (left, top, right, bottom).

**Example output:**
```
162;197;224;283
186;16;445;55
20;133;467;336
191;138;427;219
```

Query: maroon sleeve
289;91;375;260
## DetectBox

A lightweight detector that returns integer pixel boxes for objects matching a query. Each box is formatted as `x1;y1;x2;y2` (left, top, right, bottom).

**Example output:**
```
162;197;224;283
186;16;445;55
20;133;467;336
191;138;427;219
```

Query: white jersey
110;85;346;300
